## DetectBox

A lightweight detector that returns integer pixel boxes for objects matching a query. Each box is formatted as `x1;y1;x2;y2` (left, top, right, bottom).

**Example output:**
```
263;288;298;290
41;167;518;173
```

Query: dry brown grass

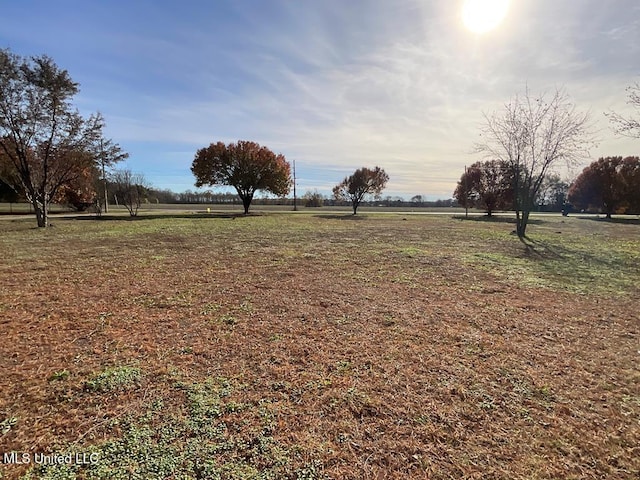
0;213;638;479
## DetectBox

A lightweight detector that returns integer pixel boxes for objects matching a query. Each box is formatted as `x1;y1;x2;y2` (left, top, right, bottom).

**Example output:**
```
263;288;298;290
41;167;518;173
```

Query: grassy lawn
0;213;638;479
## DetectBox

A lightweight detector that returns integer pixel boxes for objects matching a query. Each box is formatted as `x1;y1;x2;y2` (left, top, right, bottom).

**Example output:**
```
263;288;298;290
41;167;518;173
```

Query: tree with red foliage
191;140;291;214
333;166;389;215
568;156;640;217
453;160;514;217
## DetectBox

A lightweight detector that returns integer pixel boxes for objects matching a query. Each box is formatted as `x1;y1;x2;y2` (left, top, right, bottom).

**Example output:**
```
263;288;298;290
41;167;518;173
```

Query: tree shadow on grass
452;215;544;226
518;235;631;280
313;214;367;221
70;212;253;221
578;216;640;226
518;236;563;260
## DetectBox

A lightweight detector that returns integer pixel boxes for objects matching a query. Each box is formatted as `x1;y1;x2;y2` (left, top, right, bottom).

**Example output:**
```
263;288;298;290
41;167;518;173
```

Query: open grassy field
0;212;638;479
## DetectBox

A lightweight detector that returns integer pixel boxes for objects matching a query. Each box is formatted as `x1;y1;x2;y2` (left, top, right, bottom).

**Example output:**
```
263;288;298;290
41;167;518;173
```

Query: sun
462;0;510;34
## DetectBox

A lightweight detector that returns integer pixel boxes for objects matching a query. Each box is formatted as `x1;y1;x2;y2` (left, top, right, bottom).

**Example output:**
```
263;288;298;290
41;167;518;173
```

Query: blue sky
1;0;639;199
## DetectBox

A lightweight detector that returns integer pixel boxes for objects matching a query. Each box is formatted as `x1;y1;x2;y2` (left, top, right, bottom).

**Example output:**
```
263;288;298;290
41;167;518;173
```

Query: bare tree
475;87;594;238
111;169;147;216
607;81;640;138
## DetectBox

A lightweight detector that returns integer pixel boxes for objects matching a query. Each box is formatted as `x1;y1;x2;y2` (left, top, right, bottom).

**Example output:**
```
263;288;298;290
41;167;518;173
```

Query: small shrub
303;190;324;207
48;370;70;382
1;416;17;435
219;313;238;326
84;366;142;393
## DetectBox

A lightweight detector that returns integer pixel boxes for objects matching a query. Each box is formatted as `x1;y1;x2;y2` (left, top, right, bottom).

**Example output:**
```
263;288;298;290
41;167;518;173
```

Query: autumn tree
0;49;106;227
191;140;291;214
53;162;100;211
453;160;514;217
621;157;640;212
607;81;640;138
333;166;389;215
568;156;640;217
475;87;594;238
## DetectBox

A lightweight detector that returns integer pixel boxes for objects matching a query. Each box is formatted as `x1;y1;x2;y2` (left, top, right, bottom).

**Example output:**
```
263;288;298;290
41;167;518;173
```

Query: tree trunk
103;177;109;213
33;200;47;227
352;200;358;215
27;187;49;227
517;210;529;238
42;204;48;228
242;195;252;215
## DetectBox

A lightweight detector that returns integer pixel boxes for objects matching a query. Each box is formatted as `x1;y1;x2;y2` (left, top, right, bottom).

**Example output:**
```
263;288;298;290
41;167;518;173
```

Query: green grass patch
84;366;142;393
22;377;326;480
464;222;640;294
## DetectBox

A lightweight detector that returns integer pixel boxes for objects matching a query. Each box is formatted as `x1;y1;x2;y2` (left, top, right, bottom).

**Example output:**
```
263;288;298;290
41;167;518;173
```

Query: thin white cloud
4;0;637;198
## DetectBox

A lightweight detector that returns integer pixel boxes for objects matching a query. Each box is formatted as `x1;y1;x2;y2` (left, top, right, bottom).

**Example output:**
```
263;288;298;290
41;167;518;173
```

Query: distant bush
303;190;324;207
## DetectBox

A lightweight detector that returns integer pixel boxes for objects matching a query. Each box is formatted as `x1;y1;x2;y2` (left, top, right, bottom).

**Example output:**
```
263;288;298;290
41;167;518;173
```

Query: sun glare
462;0;510;34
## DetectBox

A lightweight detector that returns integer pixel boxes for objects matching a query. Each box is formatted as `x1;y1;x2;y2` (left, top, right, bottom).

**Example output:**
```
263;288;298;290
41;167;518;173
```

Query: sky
1;0;639;200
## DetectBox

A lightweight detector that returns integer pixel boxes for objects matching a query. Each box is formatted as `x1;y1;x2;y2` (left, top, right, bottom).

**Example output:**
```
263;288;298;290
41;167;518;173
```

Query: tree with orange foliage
53;163;100;211
568;156;640;217
191;140;291;214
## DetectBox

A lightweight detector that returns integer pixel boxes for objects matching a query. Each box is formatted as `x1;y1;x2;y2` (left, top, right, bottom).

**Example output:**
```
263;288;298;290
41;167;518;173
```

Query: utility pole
293;158;297;211
101;139;109;213
464;165;468;219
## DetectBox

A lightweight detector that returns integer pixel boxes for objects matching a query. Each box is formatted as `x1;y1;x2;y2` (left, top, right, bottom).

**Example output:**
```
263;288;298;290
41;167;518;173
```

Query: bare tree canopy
607;81;640;138
111;169;147;217
475;87;594;238
191;140;291;214
0;49;107;227
333;166;389;215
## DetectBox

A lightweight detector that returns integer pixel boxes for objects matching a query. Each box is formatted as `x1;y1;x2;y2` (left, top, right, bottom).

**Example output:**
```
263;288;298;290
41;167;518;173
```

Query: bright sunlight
462;0;510;34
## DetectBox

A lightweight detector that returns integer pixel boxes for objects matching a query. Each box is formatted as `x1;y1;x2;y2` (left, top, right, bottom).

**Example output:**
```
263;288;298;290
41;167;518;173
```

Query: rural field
0;212;638;479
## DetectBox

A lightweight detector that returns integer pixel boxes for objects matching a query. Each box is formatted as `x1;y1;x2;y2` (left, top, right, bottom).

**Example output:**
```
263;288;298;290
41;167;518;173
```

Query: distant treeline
147;188;459;208
0;179;565;211
142;189;570;211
